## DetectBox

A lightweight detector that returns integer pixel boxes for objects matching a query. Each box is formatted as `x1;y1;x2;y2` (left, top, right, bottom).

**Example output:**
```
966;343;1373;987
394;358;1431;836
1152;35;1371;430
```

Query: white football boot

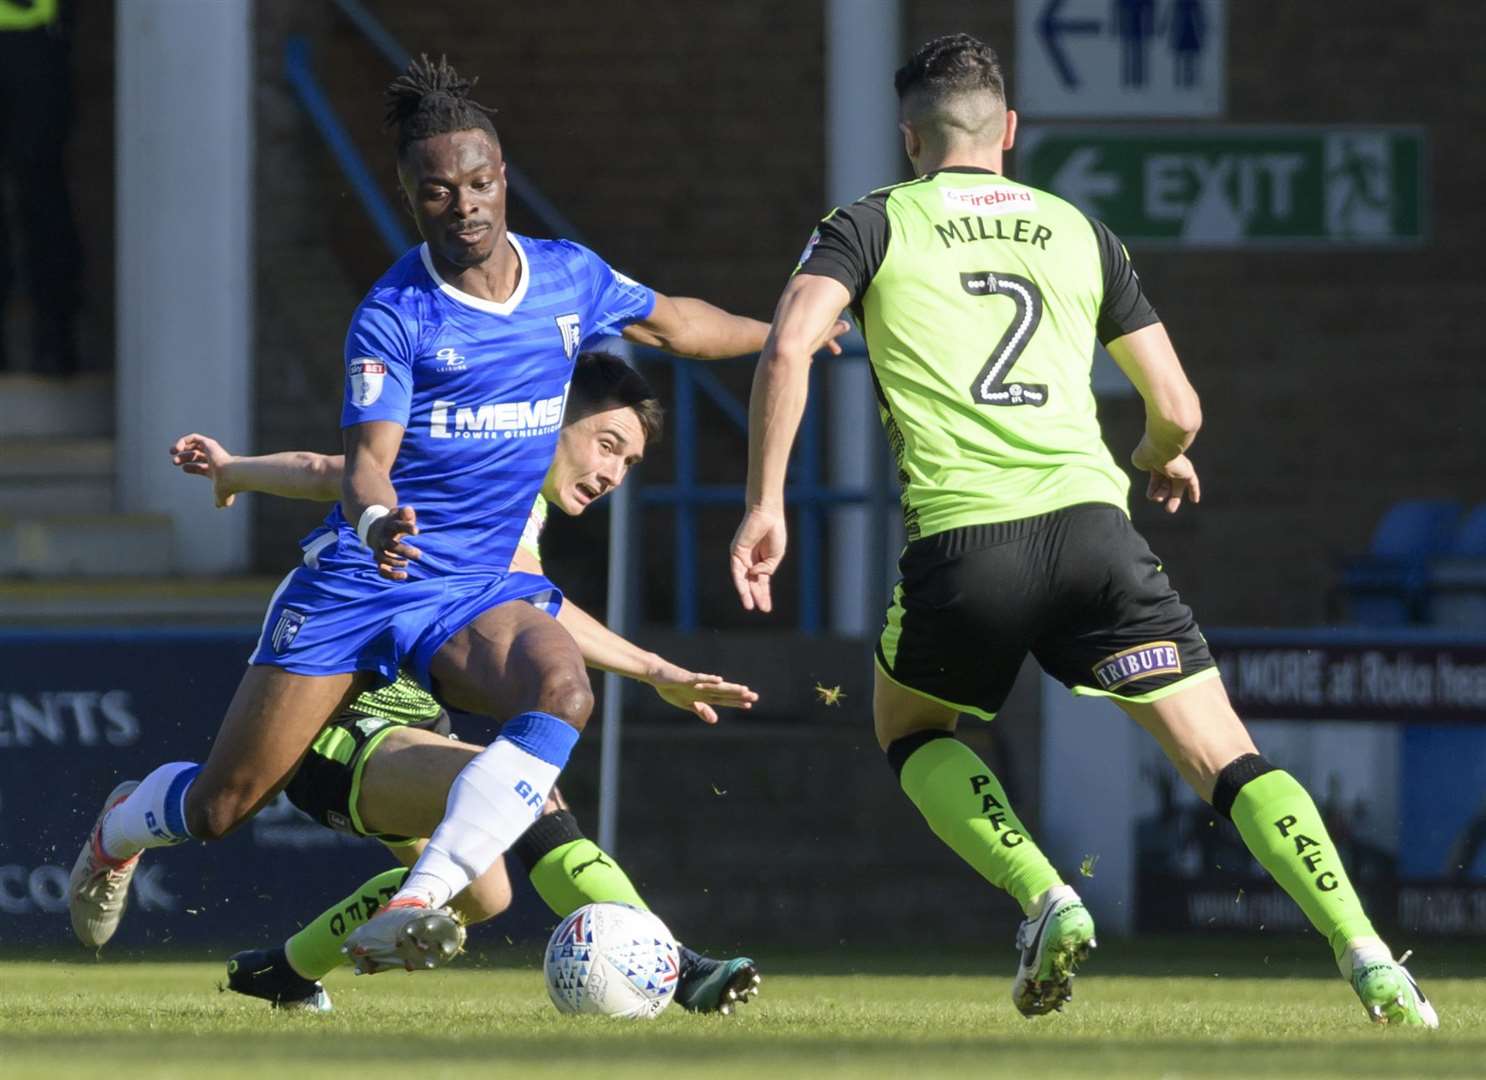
68;780;143;948
1012;884;1097;1017
342;897;466;975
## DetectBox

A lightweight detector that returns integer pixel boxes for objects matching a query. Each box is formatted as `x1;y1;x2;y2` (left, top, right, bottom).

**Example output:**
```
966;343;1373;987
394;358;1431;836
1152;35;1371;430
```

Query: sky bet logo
430;387;568;440
1093;641;1182;692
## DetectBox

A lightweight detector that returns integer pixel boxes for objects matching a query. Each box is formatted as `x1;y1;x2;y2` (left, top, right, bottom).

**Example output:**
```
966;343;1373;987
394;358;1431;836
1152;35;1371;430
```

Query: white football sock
397;712;578;908
99;761;200;860
1339;935;1393;980
1024;883;1077;920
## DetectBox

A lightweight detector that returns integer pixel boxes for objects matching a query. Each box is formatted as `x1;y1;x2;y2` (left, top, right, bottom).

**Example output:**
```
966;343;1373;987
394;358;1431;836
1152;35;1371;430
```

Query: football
544;903;680;1018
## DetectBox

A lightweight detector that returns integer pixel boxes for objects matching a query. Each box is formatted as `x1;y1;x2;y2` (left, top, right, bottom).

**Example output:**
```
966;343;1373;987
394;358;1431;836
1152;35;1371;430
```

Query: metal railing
282;36;413;255
328;0;594;248
630;349;891;634
282;16;896;635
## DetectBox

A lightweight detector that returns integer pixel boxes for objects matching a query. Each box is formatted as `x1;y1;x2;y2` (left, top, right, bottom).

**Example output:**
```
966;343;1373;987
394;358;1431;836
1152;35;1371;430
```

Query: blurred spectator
0;0;82;376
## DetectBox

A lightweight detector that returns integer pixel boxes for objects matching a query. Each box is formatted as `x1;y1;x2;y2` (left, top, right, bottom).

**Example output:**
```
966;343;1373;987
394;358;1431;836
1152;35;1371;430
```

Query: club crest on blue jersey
271;609;307;654
555;313;582;360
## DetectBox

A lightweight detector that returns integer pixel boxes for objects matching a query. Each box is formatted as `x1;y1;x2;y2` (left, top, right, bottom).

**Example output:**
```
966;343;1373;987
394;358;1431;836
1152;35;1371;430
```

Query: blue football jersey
318;234;654;577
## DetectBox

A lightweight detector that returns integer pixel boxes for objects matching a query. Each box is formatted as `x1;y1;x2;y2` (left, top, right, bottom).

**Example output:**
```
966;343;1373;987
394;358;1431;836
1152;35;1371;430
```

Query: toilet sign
1016;126;1426;248
1016;0;1225;117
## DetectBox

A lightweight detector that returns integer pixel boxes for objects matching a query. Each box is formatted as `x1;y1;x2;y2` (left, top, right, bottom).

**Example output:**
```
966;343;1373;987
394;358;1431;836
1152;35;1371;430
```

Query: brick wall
251;1;1486;628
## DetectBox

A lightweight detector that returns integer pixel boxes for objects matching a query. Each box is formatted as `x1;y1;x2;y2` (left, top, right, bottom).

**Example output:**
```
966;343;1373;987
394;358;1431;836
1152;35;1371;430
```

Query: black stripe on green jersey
796;166;1158;537
802;167;1156;347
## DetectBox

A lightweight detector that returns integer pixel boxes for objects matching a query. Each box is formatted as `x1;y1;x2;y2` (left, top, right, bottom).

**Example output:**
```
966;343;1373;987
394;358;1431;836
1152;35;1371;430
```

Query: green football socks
894;733;1063;914
512;809;650;917
1222;760;1377;961
527;837;649;916
284;867;406;980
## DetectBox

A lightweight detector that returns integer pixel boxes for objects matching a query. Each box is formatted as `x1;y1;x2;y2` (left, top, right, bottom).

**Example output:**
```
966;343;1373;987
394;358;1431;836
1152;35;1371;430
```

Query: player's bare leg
186;668;367;839
342;601;590;973
875;667;1093;1016
348;725;760;1009
429;600;593;722
1120;675;1437;1027
69;668;363;948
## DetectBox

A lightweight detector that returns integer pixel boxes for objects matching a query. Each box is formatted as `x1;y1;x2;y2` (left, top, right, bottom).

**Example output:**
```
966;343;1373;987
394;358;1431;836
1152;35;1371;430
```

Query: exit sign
1017;126;1426;248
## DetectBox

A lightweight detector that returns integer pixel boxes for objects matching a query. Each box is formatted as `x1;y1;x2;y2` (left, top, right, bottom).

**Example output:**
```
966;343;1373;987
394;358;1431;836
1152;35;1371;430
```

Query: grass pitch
3;944;1483;1079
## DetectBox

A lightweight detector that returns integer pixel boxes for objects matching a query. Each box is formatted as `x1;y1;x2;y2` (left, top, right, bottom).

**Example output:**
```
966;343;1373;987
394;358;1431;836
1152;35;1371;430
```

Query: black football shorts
875;502;1216;719
284;708;454;845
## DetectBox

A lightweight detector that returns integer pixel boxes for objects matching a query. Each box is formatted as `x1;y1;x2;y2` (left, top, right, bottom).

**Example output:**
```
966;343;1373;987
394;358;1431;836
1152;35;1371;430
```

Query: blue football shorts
249;528;563;689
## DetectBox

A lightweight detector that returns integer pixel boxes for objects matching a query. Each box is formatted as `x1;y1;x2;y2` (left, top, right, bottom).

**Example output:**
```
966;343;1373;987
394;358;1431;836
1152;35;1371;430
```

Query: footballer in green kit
730;33;1436;1027
173;352;761;1015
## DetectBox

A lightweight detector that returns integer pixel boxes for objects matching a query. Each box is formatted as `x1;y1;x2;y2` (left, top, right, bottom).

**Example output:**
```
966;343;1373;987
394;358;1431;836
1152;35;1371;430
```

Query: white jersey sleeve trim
418;234;531;316
518;495;548;558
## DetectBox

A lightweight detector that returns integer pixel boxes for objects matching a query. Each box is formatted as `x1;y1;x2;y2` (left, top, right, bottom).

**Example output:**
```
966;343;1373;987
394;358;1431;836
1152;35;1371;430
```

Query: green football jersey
346;494;550;719
799;167;1158;540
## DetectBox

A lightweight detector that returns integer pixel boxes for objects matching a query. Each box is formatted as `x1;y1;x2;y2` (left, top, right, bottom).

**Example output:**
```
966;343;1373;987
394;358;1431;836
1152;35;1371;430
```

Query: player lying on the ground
729;33;1435;1027
69;54;842;980
173;354;761;1014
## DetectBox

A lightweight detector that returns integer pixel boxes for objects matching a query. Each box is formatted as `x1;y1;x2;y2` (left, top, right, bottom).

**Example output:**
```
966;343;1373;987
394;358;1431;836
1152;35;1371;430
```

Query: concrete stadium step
0;437;114;515
0;373;113;437
0;575;280;623
0;512;174;577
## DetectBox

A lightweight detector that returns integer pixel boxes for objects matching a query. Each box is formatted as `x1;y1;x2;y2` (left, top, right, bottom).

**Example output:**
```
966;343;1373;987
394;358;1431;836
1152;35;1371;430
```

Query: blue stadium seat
1342;499;1461;625
1427;503;1486;627
1369;499;1463;558
1449;503;1486;557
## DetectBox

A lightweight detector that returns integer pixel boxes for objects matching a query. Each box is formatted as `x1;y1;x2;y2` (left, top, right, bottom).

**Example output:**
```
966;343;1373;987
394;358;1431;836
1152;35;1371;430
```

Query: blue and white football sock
99;761;200;860
396;712;579;908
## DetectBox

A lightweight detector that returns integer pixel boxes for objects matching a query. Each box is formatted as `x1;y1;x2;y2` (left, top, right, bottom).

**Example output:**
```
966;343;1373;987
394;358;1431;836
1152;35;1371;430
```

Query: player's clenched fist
367;505;423;580
729;507;787;613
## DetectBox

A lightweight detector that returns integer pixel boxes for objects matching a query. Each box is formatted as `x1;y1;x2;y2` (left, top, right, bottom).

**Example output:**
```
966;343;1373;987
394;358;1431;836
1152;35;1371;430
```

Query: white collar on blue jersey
418;233;530;316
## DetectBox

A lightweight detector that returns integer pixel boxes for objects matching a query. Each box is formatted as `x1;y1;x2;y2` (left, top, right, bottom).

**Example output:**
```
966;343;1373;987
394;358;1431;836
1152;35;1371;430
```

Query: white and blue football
544;902;680;1018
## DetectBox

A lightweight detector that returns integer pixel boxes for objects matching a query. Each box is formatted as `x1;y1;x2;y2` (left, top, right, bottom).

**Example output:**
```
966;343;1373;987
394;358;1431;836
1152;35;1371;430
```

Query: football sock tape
515;810;650;916
1212;753;1277;821
511;809;585;872
885;728;954;779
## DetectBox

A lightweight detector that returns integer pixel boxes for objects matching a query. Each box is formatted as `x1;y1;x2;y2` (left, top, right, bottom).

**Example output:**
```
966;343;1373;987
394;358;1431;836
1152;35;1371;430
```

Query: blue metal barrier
283;36;412;256
630;348;885;635
324;0;596;249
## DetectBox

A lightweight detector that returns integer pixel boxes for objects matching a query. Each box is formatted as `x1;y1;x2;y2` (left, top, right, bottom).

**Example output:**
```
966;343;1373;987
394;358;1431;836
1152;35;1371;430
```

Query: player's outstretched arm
510;546;757;724
623;292;848;361
169;433;344;507
731;273;852;612
343;420;422;579
1106;323;1204;514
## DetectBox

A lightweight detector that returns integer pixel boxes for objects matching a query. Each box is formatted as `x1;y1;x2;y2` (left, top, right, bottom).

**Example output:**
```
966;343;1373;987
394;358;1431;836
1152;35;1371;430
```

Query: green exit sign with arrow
1016;126;1426;248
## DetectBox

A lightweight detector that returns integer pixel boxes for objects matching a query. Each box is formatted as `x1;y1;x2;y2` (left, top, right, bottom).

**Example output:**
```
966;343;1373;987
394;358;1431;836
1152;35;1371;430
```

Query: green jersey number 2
960;271;1047;408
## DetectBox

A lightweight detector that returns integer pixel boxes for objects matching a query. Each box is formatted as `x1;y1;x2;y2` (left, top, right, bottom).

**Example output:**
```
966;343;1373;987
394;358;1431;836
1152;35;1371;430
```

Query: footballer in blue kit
246;230;656;689
69;54;841;973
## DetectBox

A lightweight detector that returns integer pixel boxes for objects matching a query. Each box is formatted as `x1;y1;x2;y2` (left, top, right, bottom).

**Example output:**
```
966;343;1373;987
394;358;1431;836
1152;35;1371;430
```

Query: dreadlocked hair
383;53;500;157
